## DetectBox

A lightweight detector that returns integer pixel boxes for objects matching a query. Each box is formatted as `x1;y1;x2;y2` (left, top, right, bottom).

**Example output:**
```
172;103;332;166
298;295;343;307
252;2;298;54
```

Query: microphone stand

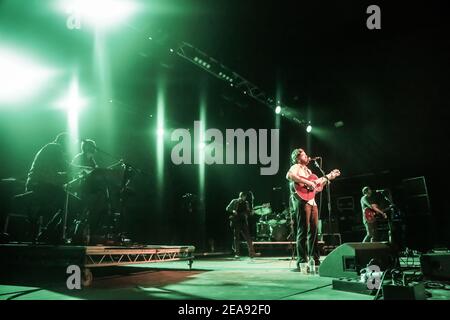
378;190;397;246
91;146;150;244
313;159;333;243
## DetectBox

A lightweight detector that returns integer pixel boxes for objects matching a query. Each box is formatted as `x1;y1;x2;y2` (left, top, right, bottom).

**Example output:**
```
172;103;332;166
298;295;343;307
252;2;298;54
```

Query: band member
25;132;70;242
286;149;340;271
245;191;257;239
71;139;112;243
361;186;387;242
71;139;98;172
286;148;320;271
226;192;257;258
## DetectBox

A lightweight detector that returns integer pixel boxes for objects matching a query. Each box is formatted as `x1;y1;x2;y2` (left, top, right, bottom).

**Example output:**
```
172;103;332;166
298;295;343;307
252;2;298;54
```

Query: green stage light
0;46;56;105
55;76;86;156
306;124;312;133
156;78;165;190
58;0;138;30
56;78;87;112
275;105;281;114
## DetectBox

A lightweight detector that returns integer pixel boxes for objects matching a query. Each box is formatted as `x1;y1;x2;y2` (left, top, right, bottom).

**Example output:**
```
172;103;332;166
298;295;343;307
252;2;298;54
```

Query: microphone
375;189;386;193
308;156;321;161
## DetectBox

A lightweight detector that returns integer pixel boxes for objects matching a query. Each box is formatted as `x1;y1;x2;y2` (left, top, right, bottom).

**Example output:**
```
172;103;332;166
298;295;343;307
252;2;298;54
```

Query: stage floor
1;256;449;300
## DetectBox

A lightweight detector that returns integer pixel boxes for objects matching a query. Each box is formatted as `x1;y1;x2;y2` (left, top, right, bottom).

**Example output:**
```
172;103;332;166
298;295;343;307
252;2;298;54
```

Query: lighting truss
176;42;270;106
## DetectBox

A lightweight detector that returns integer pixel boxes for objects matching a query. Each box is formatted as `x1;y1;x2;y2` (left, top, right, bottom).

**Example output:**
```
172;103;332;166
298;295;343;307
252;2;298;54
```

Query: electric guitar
364;204;389;223
228;200;250;225
228;202;269;226
294;169;341;201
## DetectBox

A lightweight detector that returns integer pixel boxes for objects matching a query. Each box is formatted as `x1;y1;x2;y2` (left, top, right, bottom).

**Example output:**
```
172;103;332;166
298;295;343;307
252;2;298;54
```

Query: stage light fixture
59;0;138;30
306;124;312;133
0;46;56;105
275;105;282;114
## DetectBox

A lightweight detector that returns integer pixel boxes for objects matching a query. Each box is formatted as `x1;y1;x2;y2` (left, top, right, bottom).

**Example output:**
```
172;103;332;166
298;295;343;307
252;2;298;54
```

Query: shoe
299;263;309;274
250;252;261;258
234;255;240;259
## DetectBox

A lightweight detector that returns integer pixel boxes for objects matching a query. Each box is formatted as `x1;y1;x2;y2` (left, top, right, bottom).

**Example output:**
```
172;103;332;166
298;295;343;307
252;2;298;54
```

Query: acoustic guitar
294;169;341;201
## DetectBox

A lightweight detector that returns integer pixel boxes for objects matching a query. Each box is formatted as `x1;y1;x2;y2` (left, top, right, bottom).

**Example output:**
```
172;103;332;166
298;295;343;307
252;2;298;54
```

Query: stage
1;252;449;300
0;243;195;287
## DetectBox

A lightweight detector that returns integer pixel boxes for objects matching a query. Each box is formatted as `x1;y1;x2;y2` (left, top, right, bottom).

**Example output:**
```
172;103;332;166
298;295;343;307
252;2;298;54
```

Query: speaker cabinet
420;252;450;280
319;242;397;278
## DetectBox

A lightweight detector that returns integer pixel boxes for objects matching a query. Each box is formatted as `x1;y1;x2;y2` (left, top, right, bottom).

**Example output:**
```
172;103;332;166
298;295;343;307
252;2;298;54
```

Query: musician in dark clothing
245;191;257;240
25;133;70;242
361;186;387;243
226;192;257;258
71;139;107;243
71;139;98;172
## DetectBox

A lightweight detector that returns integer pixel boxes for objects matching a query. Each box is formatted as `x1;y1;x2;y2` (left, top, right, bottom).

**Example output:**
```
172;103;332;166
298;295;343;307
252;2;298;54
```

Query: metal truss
176;43;278;112
175;42;309;127
85;245;195;268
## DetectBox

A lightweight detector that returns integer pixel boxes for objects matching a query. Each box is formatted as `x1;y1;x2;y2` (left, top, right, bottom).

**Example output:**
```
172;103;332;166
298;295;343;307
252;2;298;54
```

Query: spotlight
275;105;281;114
0;46;56;104
59;0;138;30
306;125;312;133
334;121;344;128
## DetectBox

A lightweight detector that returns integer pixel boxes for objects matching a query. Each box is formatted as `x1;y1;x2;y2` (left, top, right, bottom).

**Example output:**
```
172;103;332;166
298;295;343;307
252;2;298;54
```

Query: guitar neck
317;175;329;185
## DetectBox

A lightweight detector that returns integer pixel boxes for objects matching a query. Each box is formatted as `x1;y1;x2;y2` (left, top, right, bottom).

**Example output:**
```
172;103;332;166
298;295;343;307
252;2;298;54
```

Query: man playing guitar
360;186;387;242
226;192;257;258
286;148;340;273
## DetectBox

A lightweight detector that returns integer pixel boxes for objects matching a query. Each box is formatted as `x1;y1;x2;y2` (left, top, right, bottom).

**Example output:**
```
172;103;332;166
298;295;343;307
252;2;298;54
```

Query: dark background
0;0;449;251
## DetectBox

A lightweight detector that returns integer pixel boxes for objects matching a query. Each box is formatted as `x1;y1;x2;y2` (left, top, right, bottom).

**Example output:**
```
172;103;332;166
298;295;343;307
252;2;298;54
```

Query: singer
286;148;321;273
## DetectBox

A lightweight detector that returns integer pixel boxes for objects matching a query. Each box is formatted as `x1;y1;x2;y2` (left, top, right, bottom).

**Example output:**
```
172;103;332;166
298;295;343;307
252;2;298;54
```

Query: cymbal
253;207;272;216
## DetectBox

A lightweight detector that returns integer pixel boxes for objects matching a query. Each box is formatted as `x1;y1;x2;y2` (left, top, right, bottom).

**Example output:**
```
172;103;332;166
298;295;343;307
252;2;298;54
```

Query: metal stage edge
0;243;196;286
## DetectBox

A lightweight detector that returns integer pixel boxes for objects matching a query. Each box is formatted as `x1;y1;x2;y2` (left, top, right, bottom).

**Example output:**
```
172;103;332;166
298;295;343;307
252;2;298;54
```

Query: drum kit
253;204;293;241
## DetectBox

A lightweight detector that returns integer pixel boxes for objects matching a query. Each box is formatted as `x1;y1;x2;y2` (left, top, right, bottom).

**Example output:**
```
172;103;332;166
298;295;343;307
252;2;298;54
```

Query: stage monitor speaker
319;242;398;278
420;252;450;280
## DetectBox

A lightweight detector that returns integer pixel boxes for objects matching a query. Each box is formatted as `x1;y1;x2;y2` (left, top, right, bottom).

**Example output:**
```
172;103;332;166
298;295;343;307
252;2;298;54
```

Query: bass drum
270;220;289;241
256;222;270;239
